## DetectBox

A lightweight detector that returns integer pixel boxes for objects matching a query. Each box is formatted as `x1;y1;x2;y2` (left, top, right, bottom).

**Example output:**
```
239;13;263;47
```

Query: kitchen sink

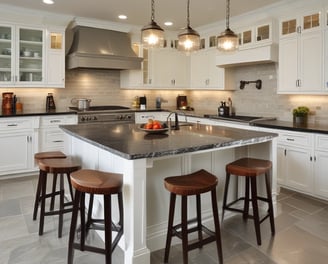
204;114;271;123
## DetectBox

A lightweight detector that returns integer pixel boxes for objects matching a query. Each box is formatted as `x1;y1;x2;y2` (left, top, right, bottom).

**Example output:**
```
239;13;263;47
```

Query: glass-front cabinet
0;24;45;86
18;27;44;84
0;25;13;83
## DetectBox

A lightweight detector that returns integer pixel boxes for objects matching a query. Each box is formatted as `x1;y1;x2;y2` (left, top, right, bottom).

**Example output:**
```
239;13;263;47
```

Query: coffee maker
177;95;188;110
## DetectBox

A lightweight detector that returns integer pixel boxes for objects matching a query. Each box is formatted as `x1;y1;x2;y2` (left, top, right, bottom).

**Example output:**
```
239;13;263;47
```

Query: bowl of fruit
139;119;169;134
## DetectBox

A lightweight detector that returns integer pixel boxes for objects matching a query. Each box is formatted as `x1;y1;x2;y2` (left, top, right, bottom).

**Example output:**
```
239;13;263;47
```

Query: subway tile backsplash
1;65;328;123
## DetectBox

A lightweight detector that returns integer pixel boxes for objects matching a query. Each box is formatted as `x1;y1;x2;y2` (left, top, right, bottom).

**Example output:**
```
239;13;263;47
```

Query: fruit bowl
139;123;169;134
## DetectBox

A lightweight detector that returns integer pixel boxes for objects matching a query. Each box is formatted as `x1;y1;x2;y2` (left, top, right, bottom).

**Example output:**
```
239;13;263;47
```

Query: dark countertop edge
61;124;277;160
251;120;328;135
0;110;77;118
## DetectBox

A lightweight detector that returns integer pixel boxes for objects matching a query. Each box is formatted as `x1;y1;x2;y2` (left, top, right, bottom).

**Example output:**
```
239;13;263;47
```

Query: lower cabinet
0;117;39;176
39;114;77;153
277;130;328;200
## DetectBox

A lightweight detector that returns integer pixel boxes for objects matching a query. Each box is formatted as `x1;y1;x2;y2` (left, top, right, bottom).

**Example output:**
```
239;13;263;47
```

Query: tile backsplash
1;65;328;123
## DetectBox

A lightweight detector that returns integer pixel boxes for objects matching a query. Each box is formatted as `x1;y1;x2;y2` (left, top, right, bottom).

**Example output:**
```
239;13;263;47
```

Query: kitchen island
61;123;278;264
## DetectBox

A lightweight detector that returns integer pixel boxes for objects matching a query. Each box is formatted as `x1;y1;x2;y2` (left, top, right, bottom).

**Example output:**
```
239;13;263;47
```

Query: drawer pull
7;124;18;127
50;120;61;123
53;140;64;143
286;138;295;141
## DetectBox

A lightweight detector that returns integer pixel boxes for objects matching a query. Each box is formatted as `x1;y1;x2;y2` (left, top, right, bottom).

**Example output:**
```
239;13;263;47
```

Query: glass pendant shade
217;0;238;52
141;0;164;48
217;28;239;51
141;21;164;48
178;26;200;52
178;0;200;52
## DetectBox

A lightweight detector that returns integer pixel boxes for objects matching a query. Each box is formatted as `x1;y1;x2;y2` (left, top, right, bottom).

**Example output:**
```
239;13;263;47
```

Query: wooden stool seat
222;157;275;246
34;151;67;160
33;151;67;221
68;169;124;264
36;156;81;238
164;169;223;264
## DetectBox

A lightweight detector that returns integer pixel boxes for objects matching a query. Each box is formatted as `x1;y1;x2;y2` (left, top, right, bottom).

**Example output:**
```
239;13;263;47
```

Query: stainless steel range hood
66;26;143;70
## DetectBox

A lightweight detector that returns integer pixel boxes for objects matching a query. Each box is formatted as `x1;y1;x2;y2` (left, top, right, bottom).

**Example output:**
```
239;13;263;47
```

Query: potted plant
292;106;310;124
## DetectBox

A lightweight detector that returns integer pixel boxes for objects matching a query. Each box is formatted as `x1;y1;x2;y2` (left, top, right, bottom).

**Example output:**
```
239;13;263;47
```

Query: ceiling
0;0;283;30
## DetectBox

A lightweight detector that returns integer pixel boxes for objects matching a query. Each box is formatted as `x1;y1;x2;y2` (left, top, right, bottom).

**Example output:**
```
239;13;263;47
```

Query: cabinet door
278;37;298;92
277;145;287;185
0;131;33;175
300;30;323;92
324;29;328;90
314;151;328;198
16;27;45;85
0;24;14;85
285;146;313;193
46;30;65;87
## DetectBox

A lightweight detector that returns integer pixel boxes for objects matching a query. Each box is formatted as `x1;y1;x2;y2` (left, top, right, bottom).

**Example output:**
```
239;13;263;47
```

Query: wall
1;65;328;123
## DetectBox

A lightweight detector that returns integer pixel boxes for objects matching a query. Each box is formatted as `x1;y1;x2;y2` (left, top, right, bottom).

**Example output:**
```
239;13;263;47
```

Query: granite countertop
0;108;76;118
251;119;328;134
60;123;277;160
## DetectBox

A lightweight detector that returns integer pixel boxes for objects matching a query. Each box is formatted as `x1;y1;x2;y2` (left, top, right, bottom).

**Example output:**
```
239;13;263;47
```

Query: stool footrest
44;207;73;216
73;243;107;255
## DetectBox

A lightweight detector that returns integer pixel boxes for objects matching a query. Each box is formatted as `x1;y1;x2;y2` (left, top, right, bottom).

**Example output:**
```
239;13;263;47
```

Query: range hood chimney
66;26;143;70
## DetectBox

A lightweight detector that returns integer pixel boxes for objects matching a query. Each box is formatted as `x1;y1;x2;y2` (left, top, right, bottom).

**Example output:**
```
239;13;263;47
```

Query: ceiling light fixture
118;15;127;20
217;0;239;52
141;0;164;48
43;0;54;4
178;0;200;52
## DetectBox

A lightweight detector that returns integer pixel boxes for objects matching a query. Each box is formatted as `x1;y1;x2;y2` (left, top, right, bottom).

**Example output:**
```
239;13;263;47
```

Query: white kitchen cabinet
278;10;325;93
39;114;77;153
313;134;328;198
0;22;65;88
46;29;65;88
277;131;314;194
325;29;328;90
190;49;225;89
149;48;189;88
121;47;189;89
0;116;39;176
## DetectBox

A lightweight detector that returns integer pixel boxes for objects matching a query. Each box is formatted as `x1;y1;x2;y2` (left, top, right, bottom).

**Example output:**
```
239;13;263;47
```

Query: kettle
71;98;91;110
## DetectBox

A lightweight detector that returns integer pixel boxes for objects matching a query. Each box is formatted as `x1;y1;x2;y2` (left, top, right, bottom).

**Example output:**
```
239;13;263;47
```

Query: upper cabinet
0;22;65;88
190;49;226;90
278;10;325;94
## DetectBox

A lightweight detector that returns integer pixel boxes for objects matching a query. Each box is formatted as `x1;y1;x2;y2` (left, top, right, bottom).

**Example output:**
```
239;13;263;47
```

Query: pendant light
141;0;164;48
178;0;200;52
217;0;239;52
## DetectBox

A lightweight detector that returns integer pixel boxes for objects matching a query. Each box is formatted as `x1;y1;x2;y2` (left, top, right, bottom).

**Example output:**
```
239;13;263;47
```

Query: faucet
166;112;180;130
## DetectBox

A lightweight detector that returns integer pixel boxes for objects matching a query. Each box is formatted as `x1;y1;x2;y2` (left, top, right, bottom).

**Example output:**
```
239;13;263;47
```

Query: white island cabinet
62;123;277;264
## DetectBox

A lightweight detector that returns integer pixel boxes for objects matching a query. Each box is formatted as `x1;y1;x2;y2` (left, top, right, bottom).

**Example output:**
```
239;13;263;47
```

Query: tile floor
1;175;328;264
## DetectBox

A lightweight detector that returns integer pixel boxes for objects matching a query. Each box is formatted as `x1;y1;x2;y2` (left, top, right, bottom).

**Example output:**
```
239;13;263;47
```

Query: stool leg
50;173;58;211
221;172;231;222
66;173;74;201
39;170;47;236
265;172;275;235
181;195;188;264
250;177;261;245
80;192;86;251
112;192;124;250
33;171;42;220
86;194;94;232
243;176;250;221
68;190;81;264
164;193;176;263
196;194;203;248
58;173;65;238
211;189;223;264
104;195;112;264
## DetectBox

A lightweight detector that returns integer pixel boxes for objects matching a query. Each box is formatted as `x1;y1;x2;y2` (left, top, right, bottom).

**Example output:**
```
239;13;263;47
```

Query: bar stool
222;157;275;245
164;169;223;264
37;157;81;238
67;169;124;264
33;151;67;221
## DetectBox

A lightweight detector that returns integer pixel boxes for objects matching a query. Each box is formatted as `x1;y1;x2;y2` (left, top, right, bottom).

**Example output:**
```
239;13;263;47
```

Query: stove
69;105;135;124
